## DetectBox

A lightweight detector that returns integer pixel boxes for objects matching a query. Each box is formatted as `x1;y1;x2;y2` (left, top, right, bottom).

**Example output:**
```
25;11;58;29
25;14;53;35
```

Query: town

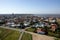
0;0;60;40
0;14;60;40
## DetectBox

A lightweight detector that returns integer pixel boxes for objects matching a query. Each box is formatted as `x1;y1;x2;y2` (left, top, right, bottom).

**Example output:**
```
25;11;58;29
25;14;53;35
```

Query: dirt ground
32;34;54;40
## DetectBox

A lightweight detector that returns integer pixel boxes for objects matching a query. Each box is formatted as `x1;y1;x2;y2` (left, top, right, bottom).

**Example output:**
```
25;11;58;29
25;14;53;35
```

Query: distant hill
33;14;60;17
0;14;60;17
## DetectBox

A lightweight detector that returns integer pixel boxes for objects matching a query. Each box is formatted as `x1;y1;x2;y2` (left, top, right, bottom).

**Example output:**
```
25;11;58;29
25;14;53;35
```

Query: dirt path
18;32;24;40
32;34;54;40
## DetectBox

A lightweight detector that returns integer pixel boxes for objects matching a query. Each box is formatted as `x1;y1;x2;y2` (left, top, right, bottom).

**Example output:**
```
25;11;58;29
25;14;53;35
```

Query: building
32;22;45;28
36;28;46;35
50;24;57;31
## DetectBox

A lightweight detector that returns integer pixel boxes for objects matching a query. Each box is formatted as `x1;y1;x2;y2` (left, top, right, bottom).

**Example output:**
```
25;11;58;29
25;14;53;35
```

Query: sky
0;0;60;14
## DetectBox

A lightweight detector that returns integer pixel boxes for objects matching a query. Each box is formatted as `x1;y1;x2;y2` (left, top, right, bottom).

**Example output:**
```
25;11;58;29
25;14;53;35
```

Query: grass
47;31;55;37
4;31;20;40
25;27;36;32
21;32;32;40
25;27;60;39
0;28;11;38
55;38;60;40
0;28;21;40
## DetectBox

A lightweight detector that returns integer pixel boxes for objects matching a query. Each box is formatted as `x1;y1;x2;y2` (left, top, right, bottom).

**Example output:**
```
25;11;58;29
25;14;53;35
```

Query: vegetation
0;28;20;40
55;38;60;40
4;31;20;40
21;32;32;40
25;27;36;32
26;27;60;38
0;21;5;26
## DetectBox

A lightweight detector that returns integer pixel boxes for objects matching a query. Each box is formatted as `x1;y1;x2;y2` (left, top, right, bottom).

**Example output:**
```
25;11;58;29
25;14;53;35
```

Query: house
6;21;15;27
44;22;50;27
36;28;46;35
32;23;39;28
39;22;45;27
49;17;56;23
10;24;16;27
50;24;57;31
23;21;30;27
16;24;20;27
44;18;49;22
49;19;56;23
56;18;60;24
6;21;21;28
32;22;45;28
19;23;25;29
0;19;5;26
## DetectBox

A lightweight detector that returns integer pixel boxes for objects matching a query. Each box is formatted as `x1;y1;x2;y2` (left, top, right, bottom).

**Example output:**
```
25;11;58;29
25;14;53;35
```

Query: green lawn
4;31;20;40
25;27;36;32
55;38;60;40
21;32;32;40
25;27;60;40
0;28;21;40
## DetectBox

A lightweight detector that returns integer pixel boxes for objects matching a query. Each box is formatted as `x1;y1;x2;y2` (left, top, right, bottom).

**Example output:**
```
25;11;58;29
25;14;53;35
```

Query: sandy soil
32;34;54;40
